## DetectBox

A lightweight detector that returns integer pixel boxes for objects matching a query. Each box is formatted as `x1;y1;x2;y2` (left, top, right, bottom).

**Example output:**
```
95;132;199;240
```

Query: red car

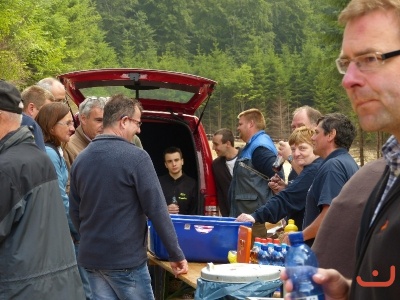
58;68;218;215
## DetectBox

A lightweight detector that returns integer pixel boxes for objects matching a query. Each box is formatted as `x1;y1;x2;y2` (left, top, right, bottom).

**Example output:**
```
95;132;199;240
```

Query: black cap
0;80;23;114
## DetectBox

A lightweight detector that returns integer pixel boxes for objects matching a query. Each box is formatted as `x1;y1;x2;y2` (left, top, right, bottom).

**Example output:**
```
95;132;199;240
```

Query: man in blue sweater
69;94;188;300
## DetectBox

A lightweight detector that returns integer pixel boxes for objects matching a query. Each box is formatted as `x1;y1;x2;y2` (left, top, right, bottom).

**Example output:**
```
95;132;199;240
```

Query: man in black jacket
0;80;85;299
211;128;239;217
159;146;198;215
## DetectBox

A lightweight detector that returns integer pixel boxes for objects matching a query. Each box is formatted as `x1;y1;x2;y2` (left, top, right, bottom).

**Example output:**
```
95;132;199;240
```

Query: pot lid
201;263;282;283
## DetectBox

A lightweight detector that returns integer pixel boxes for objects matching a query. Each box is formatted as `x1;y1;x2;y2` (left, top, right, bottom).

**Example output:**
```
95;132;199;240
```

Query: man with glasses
69;94;188;300
282;1;400;299
21;85;54;151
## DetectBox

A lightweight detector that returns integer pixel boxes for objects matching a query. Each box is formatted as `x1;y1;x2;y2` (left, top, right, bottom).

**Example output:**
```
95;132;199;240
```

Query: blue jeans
85;262;155;300
74;243;93;300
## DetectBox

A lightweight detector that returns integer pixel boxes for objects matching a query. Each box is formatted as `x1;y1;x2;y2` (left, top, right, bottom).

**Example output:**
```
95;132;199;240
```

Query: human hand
168;204;179;214
278;141;291;160
268;174;286;194
236;213;255;223
281;268;351;300
170;259;189;278
281;232;290;245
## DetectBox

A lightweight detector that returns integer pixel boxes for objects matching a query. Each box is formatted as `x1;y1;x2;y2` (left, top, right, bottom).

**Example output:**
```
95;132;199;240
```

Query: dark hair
317;113;356;150
35;102;70;147
163;146;183;160
213;128;235;147
103;94;143;128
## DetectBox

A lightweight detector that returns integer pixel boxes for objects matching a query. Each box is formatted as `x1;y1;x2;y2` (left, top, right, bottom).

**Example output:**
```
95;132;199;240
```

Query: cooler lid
201;263;282;283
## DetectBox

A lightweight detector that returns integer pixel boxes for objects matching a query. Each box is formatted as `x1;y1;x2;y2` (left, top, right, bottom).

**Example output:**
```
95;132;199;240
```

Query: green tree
270;0;313;53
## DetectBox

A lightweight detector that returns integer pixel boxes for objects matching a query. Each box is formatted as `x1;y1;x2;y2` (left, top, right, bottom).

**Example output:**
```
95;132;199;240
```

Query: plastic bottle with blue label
266;242;275;265
281;243;288;261
272;245;284;266
258;244;269;265
285;232;325;300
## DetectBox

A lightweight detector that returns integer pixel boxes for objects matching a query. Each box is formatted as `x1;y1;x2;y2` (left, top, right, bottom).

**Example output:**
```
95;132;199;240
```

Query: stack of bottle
249;219;297;266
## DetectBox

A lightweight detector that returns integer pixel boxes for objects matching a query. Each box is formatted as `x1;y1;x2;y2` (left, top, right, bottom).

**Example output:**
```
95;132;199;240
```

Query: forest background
1;0;387;164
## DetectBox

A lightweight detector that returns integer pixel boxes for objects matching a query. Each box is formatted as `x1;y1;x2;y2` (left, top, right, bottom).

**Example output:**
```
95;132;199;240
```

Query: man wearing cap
0;80;85;299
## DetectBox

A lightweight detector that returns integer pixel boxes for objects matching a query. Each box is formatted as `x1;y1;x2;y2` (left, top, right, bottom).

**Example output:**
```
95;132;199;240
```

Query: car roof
58;68;217;115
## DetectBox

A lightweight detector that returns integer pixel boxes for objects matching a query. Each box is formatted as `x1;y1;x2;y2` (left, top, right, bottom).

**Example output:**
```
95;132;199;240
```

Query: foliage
2;0;371;149
0;0;117;88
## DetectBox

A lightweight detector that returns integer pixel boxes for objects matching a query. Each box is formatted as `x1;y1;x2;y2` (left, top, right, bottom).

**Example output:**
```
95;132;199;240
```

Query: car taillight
204;194;218;216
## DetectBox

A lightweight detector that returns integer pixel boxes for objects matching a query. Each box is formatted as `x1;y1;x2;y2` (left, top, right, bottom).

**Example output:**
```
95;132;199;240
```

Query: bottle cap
284;219;298;232
288;232;304;245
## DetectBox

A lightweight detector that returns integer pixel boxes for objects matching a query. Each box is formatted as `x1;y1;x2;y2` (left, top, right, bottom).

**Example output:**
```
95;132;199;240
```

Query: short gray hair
79;96;107;117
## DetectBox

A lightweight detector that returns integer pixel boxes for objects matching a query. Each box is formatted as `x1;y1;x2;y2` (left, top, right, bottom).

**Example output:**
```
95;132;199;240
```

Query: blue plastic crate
148;215;252;263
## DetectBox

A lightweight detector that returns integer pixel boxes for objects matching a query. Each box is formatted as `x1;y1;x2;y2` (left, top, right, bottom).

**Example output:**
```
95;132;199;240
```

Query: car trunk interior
138;119;202;214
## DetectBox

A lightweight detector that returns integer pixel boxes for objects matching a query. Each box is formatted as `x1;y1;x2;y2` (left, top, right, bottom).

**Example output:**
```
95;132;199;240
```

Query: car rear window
79;86;194;104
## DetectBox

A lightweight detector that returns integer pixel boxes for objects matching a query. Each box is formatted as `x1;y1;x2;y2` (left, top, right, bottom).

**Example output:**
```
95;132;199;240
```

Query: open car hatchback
58;68;218;215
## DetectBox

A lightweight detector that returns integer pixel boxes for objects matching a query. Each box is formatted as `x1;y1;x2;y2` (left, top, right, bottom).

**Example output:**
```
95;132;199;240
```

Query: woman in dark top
236;126;323;230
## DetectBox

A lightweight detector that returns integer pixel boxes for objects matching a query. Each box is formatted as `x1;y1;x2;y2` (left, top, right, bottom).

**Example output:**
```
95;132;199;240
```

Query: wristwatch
288;155;293;164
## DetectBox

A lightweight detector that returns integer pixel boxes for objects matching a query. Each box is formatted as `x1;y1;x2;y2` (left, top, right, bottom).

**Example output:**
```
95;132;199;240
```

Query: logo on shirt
178;193;188;201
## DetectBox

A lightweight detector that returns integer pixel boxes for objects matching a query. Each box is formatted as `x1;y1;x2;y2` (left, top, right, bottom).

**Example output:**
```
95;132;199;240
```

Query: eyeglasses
121;115;142;127
55;98;68;104
56;120;75;127
335;49;400;74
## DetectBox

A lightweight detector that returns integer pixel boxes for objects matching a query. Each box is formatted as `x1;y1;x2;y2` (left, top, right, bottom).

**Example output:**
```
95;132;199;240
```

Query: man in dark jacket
159;146;198;215
0;80;85;299
211;128;239;217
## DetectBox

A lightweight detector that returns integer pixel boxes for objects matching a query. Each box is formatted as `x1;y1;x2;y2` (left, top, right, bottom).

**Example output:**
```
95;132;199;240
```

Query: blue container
148;215;252;263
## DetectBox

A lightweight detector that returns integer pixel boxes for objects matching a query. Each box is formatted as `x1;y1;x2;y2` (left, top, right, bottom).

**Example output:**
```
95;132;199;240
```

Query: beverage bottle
266;243;275;265
250;238;262;264
171;196;178;205
284;219;298;233
281;243;288;261
272;155;285;172
258;245;269;265
272;245;284;266
285;232;325;300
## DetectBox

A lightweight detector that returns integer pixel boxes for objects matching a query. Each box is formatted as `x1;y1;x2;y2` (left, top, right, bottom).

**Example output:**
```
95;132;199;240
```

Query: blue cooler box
148;215;252;263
